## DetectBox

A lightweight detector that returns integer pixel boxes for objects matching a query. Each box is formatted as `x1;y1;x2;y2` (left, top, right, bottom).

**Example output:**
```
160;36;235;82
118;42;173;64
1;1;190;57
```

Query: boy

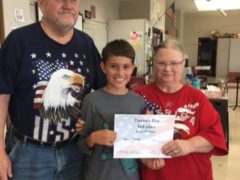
77;39;145;180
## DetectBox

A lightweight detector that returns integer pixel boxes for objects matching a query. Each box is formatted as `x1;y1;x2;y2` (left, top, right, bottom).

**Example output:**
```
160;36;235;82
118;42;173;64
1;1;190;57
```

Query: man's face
39;0;79;31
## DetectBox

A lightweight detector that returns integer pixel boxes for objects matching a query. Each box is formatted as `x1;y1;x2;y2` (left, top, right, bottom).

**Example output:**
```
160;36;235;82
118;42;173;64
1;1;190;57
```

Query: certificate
113;114;175;158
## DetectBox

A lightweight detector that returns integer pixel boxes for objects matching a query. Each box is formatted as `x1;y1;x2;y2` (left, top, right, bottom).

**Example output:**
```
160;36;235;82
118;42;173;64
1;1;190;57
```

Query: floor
212;89;240;180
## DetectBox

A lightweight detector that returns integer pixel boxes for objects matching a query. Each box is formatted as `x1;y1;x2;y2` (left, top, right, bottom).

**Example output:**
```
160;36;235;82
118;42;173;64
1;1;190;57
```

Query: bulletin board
83;19;107;53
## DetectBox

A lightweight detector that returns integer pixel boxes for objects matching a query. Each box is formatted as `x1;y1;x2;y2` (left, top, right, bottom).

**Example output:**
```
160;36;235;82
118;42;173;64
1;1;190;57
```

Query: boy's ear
100;61;106;74
131;64;136;73
132;64;135;70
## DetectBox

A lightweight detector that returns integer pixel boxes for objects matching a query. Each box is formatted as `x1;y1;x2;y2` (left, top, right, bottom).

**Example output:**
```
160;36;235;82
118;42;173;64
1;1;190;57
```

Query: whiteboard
83;19;107;53
229;39;240;72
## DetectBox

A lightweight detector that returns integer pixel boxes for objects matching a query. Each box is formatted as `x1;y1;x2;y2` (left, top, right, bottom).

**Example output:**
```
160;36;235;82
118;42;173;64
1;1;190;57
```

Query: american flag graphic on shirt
142;95;162;115
32;59;68;109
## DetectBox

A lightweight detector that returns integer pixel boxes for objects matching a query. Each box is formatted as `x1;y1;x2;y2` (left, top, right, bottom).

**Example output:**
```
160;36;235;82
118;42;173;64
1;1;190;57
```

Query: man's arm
0;94;12;179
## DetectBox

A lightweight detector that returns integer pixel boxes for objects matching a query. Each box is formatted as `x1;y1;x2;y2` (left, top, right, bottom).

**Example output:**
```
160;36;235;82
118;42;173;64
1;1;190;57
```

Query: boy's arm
86;130;116;148
77;93;116;153
77;129;116;154
75;119;85;134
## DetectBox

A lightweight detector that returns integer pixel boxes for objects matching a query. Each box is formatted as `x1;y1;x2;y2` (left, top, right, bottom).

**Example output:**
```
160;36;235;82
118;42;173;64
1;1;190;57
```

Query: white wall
79;0;119;23
182;12;240;66
2;0;35;38
2;0;119;39
118;0;166;32
2;0;167;39
78;0;119;52
119;0;150;20
150;0;166;31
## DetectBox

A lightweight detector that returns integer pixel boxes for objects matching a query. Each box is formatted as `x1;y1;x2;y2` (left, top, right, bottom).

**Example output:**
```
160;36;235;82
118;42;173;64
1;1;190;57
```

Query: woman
134;39;228;180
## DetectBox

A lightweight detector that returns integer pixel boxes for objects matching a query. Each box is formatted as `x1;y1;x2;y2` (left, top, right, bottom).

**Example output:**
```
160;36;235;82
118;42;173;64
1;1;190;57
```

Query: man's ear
37;0;46;16
100;61;106;74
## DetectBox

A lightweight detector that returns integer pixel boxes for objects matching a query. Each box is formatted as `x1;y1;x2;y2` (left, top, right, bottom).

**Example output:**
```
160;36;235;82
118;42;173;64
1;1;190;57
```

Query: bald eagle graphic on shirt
39;69;85;124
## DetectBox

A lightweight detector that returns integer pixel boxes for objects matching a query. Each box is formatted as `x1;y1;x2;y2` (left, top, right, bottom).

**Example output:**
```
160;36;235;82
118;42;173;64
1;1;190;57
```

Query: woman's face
153;47;185;86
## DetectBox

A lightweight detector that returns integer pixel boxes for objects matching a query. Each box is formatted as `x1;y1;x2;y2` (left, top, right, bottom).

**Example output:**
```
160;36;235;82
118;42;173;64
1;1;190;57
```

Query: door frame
0;0;4;44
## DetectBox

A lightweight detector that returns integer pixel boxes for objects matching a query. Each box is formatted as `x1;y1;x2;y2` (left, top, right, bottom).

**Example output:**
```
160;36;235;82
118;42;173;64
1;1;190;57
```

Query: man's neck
40;21;74;45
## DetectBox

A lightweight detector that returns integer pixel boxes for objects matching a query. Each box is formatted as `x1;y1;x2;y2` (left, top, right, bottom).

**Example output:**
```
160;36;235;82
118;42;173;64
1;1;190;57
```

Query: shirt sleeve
0;31;23;94
197;95;228;156
77;94;94;154
87;38;106;90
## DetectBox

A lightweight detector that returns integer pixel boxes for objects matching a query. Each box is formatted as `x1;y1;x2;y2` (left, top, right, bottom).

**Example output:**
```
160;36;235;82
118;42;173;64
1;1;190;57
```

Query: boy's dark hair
101;39;135;63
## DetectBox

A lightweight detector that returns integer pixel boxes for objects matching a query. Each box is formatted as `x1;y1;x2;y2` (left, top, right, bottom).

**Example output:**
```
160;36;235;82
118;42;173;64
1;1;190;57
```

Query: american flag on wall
166;2;176;28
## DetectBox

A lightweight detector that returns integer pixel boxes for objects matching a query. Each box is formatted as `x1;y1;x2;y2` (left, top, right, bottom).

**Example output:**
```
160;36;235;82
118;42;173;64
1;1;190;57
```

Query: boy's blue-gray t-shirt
78;89;145;180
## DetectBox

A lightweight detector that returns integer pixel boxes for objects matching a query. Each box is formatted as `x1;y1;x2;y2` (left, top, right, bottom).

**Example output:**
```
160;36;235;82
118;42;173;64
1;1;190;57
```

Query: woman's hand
141;158;165;170
162;136;214;157
162;139;192;157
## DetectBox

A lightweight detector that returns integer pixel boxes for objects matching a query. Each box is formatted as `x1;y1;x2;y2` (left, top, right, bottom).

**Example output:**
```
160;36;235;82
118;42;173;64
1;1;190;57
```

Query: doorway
0;0;4;45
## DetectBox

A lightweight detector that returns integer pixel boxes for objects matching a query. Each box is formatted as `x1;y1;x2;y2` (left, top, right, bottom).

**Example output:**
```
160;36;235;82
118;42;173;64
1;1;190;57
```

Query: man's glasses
155;59;185;69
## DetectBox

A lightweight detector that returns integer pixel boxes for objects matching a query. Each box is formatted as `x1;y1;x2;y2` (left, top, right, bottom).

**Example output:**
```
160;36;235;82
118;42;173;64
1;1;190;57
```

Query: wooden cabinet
197;37;217;76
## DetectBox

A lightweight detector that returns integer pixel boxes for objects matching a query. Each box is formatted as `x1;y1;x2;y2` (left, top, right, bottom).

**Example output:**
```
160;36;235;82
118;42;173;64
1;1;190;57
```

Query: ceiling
117;0;240;16
169;0;240;16
173;0;198;13
117;0;198;13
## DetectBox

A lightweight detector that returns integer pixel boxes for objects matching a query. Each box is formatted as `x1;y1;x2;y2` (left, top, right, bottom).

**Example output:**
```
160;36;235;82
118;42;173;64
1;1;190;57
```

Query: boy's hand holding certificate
113;114;175;158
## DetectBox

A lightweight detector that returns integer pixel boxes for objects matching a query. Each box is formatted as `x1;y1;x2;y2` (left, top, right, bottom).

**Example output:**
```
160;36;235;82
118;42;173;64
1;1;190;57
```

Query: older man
0;0;105;179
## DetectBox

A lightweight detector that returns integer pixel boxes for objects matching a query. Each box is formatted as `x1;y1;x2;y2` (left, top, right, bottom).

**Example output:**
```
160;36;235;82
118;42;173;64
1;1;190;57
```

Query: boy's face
101;56;135;92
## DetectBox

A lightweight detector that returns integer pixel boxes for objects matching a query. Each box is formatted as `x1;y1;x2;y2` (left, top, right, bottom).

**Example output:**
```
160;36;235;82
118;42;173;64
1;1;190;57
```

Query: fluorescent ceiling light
217;8;227;16
194;0;240;11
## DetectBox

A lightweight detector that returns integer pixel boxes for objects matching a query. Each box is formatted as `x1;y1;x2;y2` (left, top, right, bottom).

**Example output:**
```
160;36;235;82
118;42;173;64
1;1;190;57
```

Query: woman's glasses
155;59;185;69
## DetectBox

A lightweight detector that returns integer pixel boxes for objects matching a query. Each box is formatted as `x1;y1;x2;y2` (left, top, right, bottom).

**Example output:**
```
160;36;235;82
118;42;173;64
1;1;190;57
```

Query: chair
227;72;240;110
128;76;146;90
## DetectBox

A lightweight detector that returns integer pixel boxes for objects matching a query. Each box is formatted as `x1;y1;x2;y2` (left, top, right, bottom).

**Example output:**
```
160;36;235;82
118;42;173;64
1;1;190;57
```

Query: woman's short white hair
155;39;185;57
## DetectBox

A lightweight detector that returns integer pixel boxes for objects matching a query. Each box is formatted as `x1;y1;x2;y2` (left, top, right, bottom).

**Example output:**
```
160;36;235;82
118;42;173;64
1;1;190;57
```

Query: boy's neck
102;86;129;95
